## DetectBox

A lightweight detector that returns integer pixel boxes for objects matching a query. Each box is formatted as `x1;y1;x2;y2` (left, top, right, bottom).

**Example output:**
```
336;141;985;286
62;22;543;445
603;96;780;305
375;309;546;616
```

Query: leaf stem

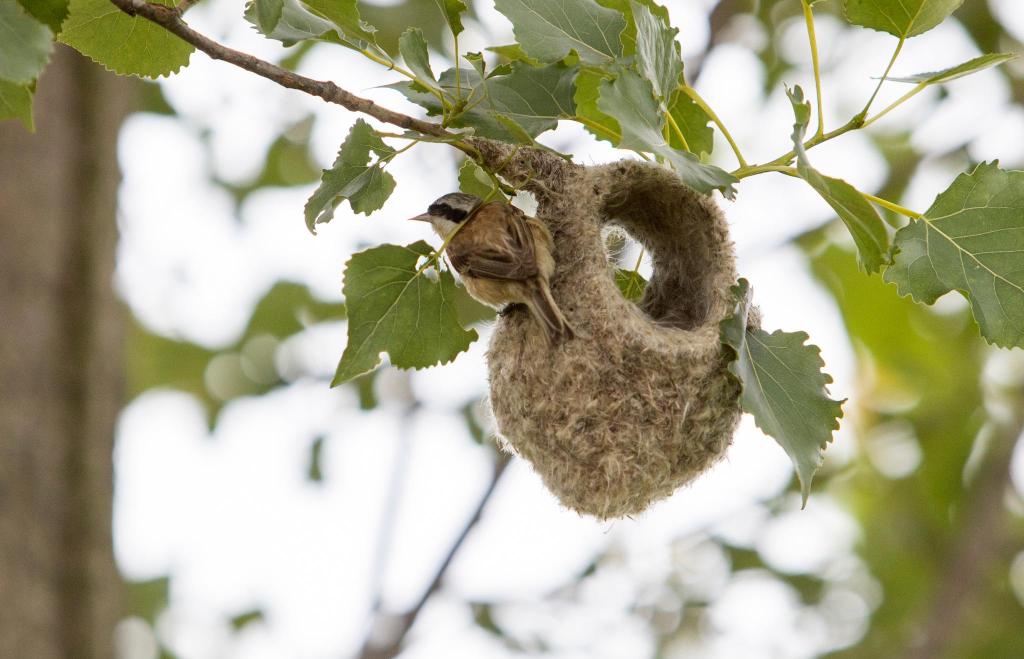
574;115;622;143
862;192;922;218
800;0;825;138
359;47;450;111
861;83;926;128
734;164;798;179
678;84;747;168
861;36;905;118
732;164;922;219
664;110;691;152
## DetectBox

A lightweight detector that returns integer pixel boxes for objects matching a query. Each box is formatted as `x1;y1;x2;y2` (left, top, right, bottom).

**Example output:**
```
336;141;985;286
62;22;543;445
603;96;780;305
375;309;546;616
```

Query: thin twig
108;0;451;139
357;453;511;659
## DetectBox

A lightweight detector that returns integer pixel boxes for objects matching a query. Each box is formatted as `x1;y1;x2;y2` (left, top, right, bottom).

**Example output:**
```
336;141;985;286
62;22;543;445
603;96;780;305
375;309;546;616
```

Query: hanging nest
471;139;755;519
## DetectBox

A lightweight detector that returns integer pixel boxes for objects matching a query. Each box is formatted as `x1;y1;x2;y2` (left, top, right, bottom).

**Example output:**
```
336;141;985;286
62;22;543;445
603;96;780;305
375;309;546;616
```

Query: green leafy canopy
720;279;844;505
333;242;478;385
884;162;1024;349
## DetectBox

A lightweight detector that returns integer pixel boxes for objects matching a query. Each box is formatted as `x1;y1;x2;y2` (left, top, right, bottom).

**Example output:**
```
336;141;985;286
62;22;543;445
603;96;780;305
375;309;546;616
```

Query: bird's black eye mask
428;202;469;223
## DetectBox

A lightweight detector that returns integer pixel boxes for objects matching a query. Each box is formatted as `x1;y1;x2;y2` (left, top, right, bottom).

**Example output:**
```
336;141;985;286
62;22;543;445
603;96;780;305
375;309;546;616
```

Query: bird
408;192;575;345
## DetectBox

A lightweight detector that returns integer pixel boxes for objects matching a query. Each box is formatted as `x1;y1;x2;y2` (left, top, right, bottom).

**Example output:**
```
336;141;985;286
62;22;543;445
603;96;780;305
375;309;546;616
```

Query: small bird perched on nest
409;192;575;345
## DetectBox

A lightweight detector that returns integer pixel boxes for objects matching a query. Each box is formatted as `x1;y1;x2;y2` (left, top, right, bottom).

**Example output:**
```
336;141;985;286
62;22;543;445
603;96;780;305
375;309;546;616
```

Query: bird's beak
407;213;432;222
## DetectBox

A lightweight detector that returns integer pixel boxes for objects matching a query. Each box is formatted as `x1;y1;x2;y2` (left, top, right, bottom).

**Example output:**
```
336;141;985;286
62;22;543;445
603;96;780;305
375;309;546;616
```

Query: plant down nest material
472;139;754;519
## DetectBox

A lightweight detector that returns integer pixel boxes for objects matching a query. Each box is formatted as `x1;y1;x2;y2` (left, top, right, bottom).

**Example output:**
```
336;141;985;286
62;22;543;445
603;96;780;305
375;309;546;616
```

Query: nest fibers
471;139;753;519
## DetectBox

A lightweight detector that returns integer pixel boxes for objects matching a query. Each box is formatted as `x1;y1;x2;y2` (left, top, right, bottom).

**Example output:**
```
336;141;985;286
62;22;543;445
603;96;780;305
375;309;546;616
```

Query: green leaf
399;28;437;87
666;89;714;156
887;52;1018;84
597;70;737;198
493;0;625;65
720;279;844;506
433;0;467;37
0;79;33;131
883;162;1024;349
60;0;193;78
253;0;284;35
842;0;964;38
458;160;503;201
304;119;397;232
0;0;53;85
788;86;889;273
389;62;578;142
486;43;542;66
615;268;647;300
333;241;478;385
16;0;66;32
300;0;376;44
574;68;620;145
244;0;335;45
631;0;680;107
595;0;669;56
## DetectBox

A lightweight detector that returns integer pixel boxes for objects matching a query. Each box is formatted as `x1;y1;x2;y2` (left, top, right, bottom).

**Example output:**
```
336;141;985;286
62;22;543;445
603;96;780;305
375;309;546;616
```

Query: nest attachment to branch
471;140;753;519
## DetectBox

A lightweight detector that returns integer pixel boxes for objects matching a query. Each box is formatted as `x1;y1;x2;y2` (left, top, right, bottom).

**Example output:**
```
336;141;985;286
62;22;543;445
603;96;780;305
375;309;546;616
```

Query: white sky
111;1;1024;657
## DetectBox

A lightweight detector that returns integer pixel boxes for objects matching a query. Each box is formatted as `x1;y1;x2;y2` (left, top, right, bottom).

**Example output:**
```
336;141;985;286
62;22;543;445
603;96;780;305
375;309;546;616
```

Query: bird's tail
526;280;575;345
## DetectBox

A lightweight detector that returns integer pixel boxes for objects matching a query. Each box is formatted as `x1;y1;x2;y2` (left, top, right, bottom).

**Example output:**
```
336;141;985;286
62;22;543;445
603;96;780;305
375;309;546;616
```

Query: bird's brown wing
448;203;540;281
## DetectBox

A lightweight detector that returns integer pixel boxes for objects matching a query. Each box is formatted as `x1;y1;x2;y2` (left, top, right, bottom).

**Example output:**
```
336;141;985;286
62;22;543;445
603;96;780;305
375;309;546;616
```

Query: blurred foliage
109;0;1024;656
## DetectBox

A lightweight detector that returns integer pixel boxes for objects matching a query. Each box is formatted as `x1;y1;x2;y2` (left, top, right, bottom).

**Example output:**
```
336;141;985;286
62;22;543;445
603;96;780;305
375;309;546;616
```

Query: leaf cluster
7;0;1023;501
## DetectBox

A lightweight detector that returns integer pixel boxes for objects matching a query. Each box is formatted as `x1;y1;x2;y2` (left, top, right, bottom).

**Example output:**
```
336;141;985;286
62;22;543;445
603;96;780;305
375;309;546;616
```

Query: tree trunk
0;46;134;658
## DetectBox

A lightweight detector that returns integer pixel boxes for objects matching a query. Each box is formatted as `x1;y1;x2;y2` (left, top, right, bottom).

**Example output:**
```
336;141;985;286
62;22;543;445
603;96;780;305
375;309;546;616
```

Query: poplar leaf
333;242;478;385
788;86;889;273
0;79;33;131
884;162;1024;349
244;0;334;45
0;0;53;84
493;0;625;65
300;0;376;44
60;0;193;78
842;0;964;38
887;53;1017;84
458;160;503;201
16;0;67;32
387;62;577;142
574;68;621;145
253;0;284;35
597;70;737;197
304;119;397;232
720;279;844;506
433;0;467;37
399;28;437;88
615;269;647;301
631;0;680;107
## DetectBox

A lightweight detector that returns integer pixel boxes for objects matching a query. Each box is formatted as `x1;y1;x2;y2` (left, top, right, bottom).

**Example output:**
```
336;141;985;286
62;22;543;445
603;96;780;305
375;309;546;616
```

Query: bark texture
0;46;134;658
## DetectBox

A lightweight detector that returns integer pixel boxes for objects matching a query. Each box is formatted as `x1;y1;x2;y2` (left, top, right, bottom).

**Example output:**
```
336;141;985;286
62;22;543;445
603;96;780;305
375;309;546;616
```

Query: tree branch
357;453;511;659
108;0;450;138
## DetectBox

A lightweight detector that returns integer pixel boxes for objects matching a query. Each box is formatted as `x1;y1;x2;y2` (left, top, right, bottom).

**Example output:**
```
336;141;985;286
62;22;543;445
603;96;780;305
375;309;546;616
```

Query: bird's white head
408;192;483;238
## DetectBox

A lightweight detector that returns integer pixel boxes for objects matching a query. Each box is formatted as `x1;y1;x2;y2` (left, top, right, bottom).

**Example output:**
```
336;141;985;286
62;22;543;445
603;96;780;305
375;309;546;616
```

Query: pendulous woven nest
471;139;754;519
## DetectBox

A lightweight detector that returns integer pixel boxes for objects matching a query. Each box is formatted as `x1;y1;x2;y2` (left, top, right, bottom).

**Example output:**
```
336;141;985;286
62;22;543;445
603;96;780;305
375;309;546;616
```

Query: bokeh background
5;0;1024;657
